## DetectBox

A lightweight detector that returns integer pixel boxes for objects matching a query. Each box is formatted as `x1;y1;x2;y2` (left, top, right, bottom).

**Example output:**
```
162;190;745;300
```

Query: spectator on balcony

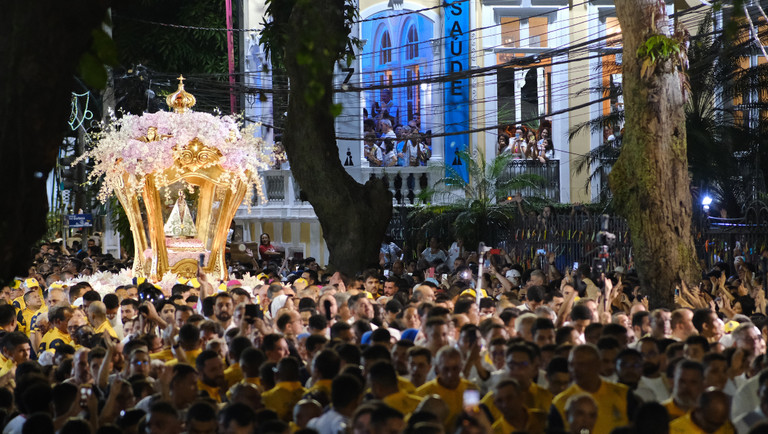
525;130;539;160
505;127;527;160
536;127;555;163
365;133;383;167
380;119;396;140
497;133;510;156
395;126;409;167
406;132;430;167
382;139;398;167
259;233;283;262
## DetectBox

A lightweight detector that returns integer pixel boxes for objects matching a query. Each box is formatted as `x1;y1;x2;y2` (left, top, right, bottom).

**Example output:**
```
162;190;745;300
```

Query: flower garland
77;110;274;205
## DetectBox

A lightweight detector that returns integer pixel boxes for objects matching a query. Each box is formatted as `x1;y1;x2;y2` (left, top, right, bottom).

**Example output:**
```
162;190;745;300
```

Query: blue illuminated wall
361;11;434;131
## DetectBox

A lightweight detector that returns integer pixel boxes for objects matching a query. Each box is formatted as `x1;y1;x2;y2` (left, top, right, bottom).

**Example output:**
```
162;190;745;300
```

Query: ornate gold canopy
115;77;249;280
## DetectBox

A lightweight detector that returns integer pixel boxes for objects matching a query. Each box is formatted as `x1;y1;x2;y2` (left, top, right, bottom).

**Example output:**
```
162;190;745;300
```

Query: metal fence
494;214;632;272
695;200;768;270
499;159;561;202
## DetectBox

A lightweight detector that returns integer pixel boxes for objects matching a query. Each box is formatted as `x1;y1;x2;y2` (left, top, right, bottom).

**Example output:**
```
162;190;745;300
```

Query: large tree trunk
279;0;392;275
612;0;700;308
0;2;108;281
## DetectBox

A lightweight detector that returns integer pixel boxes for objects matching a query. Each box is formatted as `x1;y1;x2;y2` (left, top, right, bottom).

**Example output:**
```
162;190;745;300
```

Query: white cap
506;269;521;279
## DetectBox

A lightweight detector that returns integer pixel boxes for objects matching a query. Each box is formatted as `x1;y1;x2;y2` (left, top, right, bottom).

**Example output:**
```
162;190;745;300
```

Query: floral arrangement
77;110;274;205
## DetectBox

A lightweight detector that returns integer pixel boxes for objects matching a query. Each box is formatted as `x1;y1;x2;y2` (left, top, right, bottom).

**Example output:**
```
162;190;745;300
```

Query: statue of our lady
164;190;197;238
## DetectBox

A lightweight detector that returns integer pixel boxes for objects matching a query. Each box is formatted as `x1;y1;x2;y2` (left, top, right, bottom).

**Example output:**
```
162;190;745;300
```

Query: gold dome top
166;75;196;113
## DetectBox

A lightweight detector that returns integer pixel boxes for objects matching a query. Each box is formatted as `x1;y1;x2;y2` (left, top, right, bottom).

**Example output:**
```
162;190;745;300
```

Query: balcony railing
248;160;560;209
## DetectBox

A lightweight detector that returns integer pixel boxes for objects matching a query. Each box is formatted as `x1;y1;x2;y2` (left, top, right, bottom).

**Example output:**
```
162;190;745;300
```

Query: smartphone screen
463;389;480;407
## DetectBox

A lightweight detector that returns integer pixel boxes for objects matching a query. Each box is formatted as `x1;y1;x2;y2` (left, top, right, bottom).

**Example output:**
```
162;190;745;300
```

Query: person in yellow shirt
0;305;16;333
305;348;340;407
492;378;547;434
224;336;252;387
16;290;43;337
196;349;227;403
481;344;553;420
38;306;74;353
87;301;118;339
166;324;203;367
416;346;478;430
369;360;422;416
361;344;416;394
670;389;734;434
663;359;705;421
237;347;266;389
549;345;635;433
262;357;307;421
0;332;31;377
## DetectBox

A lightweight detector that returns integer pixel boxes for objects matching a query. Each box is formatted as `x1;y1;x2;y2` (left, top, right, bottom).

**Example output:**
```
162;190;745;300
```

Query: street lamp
702;195;713;211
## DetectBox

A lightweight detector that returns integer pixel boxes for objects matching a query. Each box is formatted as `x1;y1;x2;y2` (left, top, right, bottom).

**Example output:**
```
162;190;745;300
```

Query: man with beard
637;337;670;402
663;359;705;420
213;293;235;331
196;349;226;403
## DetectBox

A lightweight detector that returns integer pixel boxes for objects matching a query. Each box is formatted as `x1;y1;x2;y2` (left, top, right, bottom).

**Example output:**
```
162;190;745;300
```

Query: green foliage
637;35;681;64
113;0;231;75
637;34;685;80
410;149;545;247
108;196;133;255
78;27;119;89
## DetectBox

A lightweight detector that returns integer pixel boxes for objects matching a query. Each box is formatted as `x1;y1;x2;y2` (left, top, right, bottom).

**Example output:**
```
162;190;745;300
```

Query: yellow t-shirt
306;379;333;400
93;320;118;339
669;411;735;434
662;398;687;420
398;376;417;394
262;381;308;421
481;381;553;421
29;306;48;334
150;349;174;362
17;308;39;337
166;348;203;367
551;380;629;434
416;378;478;429
39;327;72;353
224;362;243;388
198;379;223;403
491;408;547;434
382;390;422;416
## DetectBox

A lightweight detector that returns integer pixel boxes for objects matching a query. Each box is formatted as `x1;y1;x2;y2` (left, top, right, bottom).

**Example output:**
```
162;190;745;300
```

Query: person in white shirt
637;337;670;402
734;370;768;434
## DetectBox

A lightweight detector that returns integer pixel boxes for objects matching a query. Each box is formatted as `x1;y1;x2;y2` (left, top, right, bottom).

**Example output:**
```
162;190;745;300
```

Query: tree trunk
0;2;107;281
611;0;700;308
279;0;392;275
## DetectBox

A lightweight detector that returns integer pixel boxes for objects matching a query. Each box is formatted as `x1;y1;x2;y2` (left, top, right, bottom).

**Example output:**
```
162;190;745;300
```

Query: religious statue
164;190;197;238
139;126;171;143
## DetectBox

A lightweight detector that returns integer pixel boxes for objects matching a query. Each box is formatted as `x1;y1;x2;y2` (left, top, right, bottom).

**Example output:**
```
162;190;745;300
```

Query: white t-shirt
637;375;670;402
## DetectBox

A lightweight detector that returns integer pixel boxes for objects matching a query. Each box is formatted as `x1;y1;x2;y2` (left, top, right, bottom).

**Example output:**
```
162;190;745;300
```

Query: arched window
406;25;419;60
379;31;392;65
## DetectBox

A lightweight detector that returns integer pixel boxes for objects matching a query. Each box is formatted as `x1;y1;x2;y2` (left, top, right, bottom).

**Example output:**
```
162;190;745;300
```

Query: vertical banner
444;0;470;182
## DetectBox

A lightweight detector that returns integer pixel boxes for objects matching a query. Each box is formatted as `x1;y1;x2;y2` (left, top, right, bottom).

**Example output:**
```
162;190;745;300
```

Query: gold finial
166;75;196;113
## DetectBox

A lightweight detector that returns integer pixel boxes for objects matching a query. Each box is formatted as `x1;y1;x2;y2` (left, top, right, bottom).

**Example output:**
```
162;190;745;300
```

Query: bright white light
702;196;713;206
420;83;428;91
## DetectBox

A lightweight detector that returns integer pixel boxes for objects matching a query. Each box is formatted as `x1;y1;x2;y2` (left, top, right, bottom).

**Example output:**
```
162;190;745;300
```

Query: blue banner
444;0;470;182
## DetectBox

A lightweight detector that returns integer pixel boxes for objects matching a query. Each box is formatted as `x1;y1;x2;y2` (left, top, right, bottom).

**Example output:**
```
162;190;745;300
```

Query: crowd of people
497;122;555;163
2;235;768;434
363;103;431;168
